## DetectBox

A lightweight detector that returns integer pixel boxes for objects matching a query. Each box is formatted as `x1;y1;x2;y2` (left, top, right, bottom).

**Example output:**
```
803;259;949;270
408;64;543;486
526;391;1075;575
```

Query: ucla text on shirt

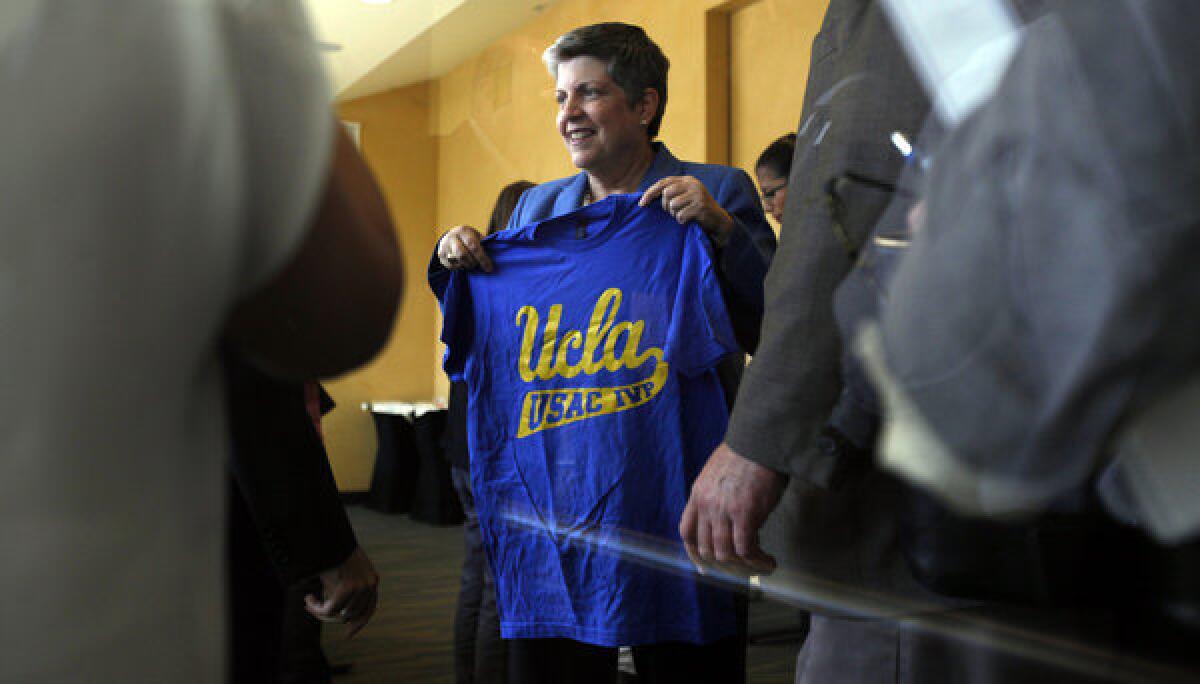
516;287;668;437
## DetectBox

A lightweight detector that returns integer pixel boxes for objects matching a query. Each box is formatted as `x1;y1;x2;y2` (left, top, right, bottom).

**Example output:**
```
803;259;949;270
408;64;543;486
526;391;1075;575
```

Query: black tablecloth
409;410;463;525
366;409;463;525
366;413;417;514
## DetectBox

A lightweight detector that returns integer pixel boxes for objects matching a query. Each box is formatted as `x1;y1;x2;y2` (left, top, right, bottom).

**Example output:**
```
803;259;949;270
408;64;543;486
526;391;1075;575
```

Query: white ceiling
305;0;557;101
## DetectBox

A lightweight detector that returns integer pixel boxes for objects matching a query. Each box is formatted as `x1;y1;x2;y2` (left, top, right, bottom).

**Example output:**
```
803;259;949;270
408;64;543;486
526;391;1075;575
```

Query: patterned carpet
324;506;803;683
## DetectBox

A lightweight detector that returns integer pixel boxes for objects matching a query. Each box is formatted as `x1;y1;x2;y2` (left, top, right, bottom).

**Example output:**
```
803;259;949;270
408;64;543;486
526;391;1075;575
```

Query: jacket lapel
552;172;590;216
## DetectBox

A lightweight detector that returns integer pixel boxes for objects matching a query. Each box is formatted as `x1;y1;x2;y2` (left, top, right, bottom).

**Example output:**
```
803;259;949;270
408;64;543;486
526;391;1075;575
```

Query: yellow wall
432;0;736;232
731;0;829;231
325;0;827;490
432;0;827;235
326;84;439;491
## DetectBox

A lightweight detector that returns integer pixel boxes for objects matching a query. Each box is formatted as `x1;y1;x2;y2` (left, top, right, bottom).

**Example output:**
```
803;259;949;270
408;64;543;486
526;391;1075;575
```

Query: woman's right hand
437;225;493;272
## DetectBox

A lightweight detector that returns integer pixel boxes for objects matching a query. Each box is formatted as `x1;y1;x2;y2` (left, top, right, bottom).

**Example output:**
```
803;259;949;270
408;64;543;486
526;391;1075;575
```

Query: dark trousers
452;466;509;684
507;634;746;684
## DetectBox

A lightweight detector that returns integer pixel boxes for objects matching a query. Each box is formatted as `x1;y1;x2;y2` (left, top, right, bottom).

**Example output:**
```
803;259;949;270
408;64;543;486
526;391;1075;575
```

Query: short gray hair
543;22;669;139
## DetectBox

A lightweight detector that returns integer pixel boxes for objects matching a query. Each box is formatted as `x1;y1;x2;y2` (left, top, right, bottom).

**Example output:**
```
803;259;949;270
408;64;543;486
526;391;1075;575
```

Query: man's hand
304;546;380;639
640;176;735;244
680;442;787;573
437;225;493;272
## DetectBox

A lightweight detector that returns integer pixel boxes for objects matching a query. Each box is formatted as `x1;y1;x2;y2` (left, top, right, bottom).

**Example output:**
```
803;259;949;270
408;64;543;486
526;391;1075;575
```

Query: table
363;402;463;525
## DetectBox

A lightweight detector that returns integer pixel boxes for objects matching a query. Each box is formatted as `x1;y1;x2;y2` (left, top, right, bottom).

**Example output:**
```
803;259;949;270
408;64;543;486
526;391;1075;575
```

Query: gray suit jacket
725;0;929;485
870;0;1200;521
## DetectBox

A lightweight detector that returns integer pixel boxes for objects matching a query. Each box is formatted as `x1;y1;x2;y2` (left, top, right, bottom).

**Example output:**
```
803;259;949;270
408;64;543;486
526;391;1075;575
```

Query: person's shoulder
676;159;747;185
507;175;581;227
524;176;576;200
672;160;755;207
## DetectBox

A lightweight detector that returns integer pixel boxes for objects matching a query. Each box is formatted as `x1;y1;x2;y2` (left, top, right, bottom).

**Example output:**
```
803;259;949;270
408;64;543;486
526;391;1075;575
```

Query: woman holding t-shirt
428;22;774;684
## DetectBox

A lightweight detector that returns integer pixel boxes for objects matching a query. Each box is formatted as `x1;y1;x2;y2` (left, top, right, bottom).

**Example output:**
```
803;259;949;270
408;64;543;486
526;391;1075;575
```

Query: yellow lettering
554;330;584;378
621;321;654;369
516;354;671;437
581;288;620;373
535;305;563;380
514;287;664;384
602;321;632;372
516;306;539;383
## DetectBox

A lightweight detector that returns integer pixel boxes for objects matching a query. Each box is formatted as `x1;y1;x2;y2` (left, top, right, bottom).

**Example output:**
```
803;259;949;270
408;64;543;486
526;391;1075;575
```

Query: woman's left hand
640;176;734;243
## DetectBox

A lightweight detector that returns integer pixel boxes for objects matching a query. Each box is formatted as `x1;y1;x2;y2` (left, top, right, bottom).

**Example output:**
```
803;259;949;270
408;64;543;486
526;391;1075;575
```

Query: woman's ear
638;88;661;127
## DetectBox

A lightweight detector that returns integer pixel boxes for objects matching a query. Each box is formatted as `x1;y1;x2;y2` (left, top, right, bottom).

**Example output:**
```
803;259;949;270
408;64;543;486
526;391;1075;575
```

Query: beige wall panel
327;84;439;491
730;0;828;230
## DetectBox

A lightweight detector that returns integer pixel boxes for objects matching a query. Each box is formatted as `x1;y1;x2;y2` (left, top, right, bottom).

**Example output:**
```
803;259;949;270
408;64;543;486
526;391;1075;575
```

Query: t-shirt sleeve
666;226;740;376
439;272;476;383
220;0;335;295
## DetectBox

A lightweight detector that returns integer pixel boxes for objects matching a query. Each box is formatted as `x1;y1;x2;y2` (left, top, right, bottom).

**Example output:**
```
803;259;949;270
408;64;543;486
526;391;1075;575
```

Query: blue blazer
430;143;776;352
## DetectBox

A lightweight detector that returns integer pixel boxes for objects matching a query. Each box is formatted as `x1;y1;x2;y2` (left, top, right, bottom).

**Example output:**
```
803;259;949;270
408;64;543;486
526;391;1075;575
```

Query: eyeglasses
760;182;787;204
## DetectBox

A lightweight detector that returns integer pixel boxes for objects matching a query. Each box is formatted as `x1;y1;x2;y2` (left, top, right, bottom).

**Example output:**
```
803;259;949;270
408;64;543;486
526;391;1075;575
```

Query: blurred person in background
0;2;401;681
754;133;796;226
442;179;534;684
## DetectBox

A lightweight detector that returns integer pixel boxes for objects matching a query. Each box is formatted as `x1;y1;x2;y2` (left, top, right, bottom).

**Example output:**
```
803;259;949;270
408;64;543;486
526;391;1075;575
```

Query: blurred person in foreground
754;133;796;226
0;2;402;681
679;0;932;681
443;179;534;684
688;0;1200;680
859;0;1200;673
681;0;929;583
429;22;775;684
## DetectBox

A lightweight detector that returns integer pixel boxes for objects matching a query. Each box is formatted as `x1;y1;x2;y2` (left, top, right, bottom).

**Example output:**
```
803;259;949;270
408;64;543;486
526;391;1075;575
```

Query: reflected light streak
496;505;1197;683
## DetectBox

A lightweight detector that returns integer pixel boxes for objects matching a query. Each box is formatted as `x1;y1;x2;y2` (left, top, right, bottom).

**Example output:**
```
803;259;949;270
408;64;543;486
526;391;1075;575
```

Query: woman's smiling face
555;56;650;173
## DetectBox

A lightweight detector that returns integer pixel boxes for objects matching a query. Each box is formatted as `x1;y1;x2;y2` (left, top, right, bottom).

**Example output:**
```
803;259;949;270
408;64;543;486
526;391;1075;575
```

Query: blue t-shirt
439;194;740;646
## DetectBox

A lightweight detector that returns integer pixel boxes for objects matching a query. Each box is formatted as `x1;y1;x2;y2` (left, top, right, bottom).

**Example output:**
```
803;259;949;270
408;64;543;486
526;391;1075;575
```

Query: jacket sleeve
428;246;451;301
710;167;777;354
724;0;930;483
224;353;358;584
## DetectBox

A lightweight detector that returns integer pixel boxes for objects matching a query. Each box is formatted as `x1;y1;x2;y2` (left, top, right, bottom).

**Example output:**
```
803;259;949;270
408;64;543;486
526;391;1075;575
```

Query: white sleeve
219;0;335;295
